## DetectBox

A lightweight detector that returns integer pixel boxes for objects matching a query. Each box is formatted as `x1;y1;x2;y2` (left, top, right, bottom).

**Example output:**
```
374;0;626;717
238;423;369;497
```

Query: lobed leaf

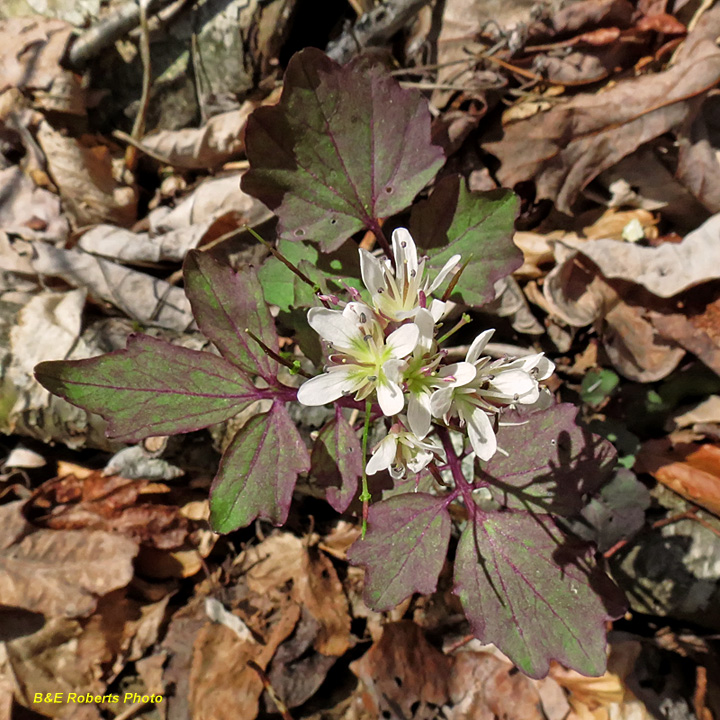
454;511;625;678
210;402;311;532
347;493;452;611
184;251;279;381
34;334;262;443
410;175;522;307
242;48;445;252
310;408;363;513
485;404;617;516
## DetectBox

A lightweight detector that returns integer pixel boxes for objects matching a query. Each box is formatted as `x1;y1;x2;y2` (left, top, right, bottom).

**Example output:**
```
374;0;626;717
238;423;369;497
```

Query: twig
125;0;153;171
64;0;182;71
247;661;293;720
326;0;433;65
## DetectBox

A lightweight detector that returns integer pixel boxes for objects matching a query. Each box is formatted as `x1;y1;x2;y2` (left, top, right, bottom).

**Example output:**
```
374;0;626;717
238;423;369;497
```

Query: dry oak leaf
484;40;720;213
0;502;138;618
636;439;720;517
559;212;720;298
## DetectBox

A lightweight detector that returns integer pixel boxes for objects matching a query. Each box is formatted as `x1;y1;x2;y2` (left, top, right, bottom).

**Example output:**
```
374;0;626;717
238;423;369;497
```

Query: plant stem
359;398;373;538
438;427;476;513
246;226;319;290
369;220;393;263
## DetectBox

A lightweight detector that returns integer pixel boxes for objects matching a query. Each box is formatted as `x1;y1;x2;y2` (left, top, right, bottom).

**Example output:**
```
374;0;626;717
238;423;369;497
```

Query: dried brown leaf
527;0;635;42
560;213;720;297
36;122;137;228
446;651;550;720
0;17;74;94
484;40;720;213
140;105;254;169
293;547;351;656
636;439;720;517
351;621;452;718
0;502;138;617
26;472;190;549
189;603;300;720
650;288;720;375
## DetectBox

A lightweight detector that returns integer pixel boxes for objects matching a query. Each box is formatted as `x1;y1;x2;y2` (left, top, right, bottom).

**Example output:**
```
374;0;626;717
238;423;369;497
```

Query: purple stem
438;427;479;520
368;219;394;264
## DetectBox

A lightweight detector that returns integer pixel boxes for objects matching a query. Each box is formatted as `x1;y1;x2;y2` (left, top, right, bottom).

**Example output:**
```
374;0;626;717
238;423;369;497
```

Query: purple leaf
310;408;363;513
410;175;522;307
347;494;452;611
242;48;445;252
184;251;279;381
454;511;625;678
210;402;310;532
485;404;617;515
34;334;263;443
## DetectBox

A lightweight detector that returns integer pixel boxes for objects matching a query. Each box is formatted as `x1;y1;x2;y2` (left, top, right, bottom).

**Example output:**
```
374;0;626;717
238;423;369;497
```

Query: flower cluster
297;228;554;478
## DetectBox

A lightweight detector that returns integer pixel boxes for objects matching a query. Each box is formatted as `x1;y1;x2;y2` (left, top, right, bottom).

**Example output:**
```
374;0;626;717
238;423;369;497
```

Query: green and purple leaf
210;402;311;532
34;334;264;443
242;48;445;252
485;404;617;515
184;251;279;381
310;408;363;513
454;511;625;678
410;175;521;307
347;494;452;611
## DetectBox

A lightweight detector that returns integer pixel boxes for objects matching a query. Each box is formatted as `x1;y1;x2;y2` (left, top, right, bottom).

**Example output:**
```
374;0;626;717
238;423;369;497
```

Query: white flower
366;421;445;479
359;228;461;321
430;329;555;460
296;302;419;416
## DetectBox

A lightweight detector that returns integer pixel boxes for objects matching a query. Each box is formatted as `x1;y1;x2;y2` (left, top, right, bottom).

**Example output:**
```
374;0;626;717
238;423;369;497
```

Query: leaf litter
3;0;720;716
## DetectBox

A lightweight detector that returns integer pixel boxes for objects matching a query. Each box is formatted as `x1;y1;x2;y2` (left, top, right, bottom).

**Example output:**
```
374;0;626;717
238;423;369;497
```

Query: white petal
414;308;435;353
430;387;454;418
377;378;405;416
466;407;497;461
439;362;476;387
307;308;362;351
427;254;461;294
406;449;433;475
366;434;397;475
525;354;555;381
407;391;432;439
466;329;495;364
382;358;406;383
386;323;419;358
489;369;537;399
296;367;358;406
392;227;418;286
359;250;385;296
429;299;447;322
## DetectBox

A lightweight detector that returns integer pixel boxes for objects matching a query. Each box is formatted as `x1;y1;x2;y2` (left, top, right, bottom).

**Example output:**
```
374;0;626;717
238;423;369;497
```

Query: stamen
401;241;407;248
360;312;367;323
363;334;373;342
418;289;427;308
367;375;377;382
410;269;416;277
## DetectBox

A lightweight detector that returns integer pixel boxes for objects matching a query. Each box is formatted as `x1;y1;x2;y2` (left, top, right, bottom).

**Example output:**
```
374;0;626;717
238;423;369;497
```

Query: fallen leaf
36;122;137;228
189;602;300;720
671;395;720;431
650;286;720;375
560;213;720;298
0;501;138;617
636;439;720;517
527;0;635;42
0;17;74;94
292;546;351;656
350;621;452;719
25;472;190;549
484;40;720;213
0;166;69;243
445;651;551;720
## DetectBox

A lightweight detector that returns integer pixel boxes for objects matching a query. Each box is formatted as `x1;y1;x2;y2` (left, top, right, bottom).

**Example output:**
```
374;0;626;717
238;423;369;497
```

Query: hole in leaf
382;712;391;720
410;700;420;715
394;676;403;687
330;218;337;225
295;228;305;237
385;186;393;194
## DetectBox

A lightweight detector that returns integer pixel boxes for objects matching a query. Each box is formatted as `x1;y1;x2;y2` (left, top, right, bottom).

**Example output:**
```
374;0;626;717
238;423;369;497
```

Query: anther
360;313;367;323
410;270;417;278
401;241;407;248
367;375;377;382
364;334;373;342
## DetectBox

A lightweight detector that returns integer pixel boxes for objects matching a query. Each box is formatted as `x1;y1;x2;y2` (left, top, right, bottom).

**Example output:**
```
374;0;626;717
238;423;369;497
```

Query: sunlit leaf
411;175;521;307
184;251;279;381
242;48;445;251
347;493;451;610
210;403;311;532
311;408;363;512
35;334;262;443
454;511;625;678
